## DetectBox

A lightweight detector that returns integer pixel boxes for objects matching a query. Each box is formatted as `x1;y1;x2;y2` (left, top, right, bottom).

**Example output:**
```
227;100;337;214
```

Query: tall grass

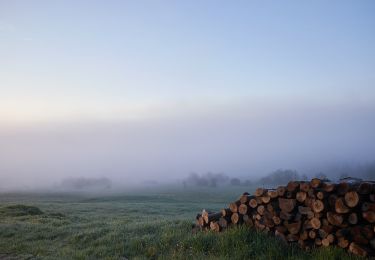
0;189;361;259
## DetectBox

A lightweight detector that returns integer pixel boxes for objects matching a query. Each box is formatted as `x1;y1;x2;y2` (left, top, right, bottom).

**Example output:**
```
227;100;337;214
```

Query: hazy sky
1;1;375;188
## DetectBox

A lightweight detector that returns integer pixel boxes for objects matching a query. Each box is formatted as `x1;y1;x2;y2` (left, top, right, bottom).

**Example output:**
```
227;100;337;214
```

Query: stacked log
195;178;375;257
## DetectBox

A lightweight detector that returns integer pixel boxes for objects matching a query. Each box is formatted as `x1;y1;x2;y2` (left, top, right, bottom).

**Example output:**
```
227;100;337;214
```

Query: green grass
0;187;360;259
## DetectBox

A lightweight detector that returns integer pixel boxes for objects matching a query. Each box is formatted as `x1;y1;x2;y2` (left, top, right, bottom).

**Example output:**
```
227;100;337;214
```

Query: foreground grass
0;188;360;259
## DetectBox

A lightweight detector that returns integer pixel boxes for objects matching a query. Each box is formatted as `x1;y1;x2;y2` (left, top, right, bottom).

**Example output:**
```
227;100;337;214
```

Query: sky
0;1;375;189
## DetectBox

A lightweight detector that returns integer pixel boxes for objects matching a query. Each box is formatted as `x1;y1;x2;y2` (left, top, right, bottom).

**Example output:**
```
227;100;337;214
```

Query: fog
1;101;374;191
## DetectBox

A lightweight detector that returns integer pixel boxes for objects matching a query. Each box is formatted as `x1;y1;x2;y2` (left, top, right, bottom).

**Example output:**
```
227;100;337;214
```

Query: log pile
195;178;375;257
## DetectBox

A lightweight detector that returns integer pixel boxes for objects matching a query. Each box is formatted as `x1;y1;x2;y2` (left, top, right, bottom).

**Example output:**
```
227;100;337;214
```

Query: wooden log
261;215;274;228
344;191;359;208
255;220;265;230
320;218;329;226
359;182;373;195
261;195;271;204
230;200;242;213
285;191;294;199
349;242;368;257
201;210;209;222
298;206;312;215
287;181;299;192
327;211;343;226
361;226;374;240
296;191;307;203
218;217;229;228
337;182;350;196
311;199;324;213
338;237;349;248
280;210;293;220
299;182;310;192
310;178;321;188
266;203;274;213
307;189;315;199
348;212;358;225
322;182;336;192
309;230;316;239
335;197;350;214
318;228;328;239
272;215;281;225
328;194;338;208
204;212;222;224
315;238;322;246
239;194;250;204
294;212;303;222
254;187;266;197
321;238;330;247
316;191;325;200
221;208;231;217
267;189;279;199
231;212;239;224
242;214;254;227
327;234;335;243
277;186;286;197
257;205;265;216
361;202;375;212
198;215;205;227
304;197;313;208
310;217;321;229
249;198;258;208
362;211;375;223
238;204;248;215
278;198;296;213
286;221;301;235
210;221;220;232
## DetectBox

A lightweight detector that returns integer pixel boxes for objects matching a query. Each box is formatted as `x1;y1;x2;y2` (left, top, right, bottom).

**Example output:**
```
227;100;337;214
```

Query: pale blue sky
1;0;375;122
0;1;375;188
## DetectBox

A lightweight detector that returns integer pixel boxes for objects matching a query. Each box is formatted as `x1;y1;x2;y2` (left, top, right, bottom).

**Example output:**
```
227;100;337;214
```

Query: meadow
0;187;360;259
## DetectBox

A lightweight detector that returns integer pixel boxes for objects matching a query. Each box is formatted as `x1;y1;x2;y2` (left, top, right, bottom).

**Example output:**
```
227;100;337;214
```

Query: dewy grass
0;189;362;259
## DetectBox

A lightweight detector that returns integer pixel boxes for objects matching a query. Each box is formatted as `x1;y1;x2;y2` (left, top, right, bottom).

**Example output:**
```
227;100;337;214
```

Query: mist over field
1;101;374;190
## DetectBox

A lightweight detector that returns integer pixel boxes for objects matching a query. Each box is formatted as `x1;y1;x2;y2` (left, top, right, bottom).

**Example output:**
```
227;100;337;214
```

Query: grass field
0;187;360;259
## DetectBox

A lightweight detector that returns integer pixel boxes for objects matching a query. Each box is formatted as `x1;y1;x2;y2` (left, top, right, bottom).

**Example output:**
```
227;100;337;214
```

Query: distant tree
60;177;112;190
259;169;300;186
230;178;241;186
243;180;253;186
185;172;229;187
